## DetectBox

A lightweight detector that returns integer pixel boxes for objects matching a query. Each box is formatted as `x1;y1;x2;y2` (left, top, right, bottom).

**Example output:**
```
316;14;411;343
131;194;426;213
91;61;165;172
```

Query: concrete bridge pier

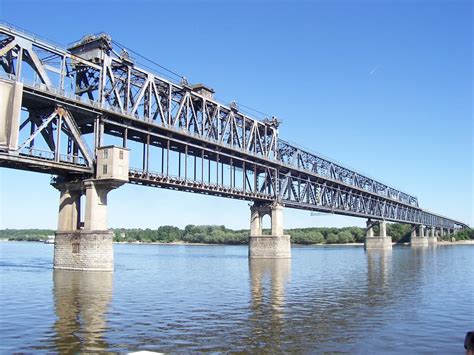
428;227;438;245
249;202;291;259
364;220;392;250
410;224;429;247
53;179;123;271
52;146;129;271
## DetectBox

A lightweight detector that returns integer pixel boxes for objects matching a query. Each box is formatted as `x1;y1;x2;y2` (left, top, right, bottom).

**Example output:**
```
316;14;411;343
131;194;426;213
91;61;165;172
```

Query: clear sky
0;0;472;230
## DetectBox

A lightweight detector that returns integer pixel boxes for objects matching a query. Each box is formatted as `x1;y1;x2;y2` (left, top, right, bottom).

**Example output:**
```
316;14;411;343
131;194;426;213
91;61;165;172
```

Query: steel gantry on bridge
0;23;467;270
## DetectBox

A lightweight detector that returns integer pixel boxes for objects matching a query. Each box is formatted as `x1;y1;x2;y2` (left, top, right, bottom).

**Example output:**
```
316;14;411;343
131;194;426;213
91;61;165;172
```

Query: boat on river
44;236;55;244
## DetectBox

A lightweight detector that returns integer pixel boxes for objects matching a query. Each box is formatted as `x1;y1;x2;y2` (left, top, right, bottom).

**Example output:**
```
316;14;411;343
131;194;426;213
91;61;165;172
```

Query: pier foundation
54;231;114;271
410;224;429;247
249;202;291;259
364;220;392;250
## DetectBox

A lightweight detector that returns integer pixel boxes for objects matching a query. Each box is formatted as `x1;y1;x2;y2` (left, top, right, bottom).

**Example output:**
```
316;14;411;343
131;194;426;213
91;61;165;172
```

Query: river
0;242;472;353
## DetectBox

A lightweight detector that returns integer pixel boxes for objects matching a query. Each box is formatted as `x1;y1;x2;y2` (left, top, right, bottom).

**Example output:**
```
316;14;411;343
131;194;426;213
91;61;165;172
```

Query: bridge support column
53;179;124;271
410;224;428;247
249;202;291;259
428;227;437;245
56;182;82;231
364;220;392;250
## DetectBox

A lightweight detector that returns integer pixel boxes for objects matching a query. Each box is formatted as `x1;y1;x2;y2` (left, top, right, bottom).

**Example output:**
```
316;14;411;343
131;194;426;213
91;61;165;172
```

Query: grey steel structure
0;23;467;231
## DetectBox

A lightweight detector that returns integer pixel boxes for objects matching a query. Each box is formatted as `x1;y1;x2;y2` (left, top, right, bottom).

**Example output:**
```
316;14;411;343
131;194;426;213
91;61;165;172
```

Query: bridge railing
129;167;273;200
19;147;86;166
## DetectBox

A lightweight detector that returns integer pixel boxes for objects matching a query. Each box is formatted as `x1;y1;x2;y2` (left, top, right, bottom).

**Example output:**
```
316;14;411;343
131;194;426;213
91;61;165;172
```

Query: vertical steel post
166;140;170;176
254;165;257;193
142;142;146;171
55;113;62;162
146;134;150;174
185;145;188;180
242;161;246;191
216;153;219;185
161;146;164;174
123;128;128;148
230;158;233;187
201;149;204;183
16;48;23;78
59;55;65;91
29;119;35;149
168;84;172;125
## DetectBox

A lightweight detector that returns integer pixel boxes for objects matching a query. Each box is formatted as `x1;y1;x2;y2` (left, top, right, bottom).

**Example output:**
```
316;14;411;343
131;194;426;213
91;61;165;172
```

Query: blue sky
0;0;472;229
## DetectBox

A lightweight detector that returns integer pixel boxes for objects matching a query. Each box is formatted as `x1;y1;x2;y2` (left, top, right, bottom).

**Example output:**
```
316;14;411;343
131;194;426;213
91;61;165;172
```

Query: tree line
0;229;54;241
1;225;472;245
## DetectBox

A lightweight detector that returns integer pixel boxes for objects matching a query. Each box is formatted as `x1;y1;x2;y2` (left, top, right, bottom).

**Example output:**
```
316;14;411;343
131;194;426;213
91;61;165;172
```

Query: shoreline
115;240;474;246
3;239;474;246
437;240;474;245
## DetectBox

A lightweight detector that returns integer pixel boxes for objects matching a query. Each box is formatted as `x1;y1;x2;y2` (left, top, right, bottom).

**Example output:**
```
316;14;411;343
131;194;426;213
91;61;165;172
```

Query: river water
0;242;472;353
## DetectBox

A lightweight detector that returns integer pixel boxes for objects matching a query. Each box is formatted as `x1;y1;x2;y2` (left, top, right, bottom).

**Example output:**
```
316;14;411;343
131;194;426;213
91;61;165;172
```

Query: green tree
326;233;339;244
338;230;354;243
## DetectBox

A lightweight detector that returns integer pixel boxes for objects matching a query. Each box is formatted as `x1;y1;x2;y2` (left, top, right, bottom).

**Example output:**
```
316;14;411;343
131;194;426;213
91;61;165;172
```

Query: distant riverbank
1;225;473;245
3;238;474;247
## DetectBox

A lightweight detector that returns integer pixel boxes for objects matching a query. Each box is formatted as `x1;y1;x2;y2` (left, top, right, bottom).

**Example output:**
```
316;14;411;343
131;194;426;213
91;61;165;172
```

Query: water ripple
0;242;473;352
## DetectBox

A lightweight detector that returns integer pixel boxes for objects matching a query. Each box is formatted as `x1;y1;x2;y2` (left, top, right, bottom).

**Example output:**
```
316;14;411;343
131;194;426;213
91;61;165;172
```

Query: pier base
365;236;393;250
428;236;438;245
410;225;429;247
249;235;291;259
54;231;114;271
364;220;392;250
411;237;429;247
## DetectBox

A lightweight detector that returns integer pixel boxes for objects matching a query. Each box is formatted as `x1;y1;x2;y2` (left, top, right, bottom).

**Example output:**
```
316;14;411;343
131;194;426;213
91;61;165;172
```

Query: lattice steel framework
0;23;467;230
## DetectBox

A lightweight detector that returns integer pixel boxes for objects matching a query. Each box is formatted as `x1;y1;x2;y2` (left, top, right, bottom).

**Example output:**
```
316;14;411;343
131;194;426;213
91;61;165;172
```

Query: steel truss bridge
0;23;467;230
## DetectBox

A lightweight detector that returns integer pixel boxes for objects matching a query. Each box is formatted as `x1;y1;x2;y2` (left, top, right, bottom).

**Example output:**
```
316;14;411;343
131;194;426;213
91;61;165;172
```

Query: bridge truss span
277;140;419;207
0;23;467;231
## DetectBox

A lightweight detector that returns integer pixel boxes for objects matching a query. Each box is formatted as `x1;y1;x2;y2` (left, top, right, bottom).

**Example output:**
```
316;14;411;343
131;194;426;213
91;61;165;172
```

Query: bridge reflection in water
52;270;112;353
8;244;465;353
249;259;291;350
366;249;393;303
246;250;400;352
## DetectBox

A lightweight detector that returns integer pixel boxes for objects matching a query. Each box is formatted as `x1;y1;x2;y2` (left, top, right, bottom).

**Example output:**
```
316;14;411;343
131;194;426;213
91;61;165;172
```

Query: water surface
0;242;472;352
